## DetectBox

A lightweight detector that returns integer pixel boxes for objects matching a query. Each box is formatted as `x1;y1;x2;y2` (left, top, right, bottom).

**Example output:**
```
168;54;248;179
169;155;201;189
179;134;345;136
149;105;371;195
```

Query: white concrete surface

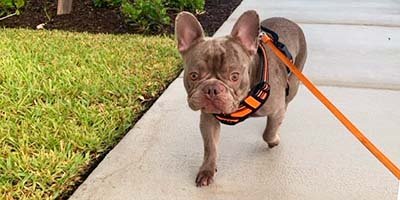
398;183;400;200
218;23;400;90
70;0;400;199
303;24;400;90
220;0;400;27
215;0;400;90
70;81;399;200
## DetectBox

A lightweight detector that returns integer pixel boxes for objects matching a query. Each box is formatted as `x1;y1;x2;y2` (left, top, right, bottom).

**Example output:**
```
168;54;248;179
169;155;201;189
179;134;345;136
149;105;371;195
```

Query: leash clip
259;32;272;43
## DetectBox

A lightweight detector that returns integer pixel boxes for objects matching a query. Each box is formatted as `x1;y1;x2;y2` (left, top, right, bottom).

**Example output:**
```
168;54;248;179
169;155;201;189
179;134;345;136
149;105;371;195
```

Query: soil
0;0;242;35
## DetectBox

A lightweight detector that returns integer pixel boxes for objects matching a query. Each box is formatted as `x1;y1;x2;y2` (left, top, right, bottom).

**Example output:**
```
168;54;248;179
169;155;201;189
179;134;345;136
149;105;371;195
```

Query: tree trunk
57;0;73;15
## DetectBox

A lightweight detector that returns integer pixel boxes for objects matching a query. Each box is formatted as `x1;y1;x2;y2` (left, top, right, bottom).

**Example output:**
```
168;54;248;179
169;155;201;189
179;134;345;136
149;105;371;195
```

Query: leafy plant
121;0;170;33
92;0;122;8
0;0;25;17
166;0;204;13
0;0;13;14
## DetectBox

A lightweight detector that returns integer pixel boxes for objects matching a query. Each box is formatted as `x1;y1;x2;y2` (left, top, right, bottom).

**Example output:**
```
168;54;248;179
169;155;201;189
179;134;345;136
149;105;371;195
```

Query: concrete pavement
70;0;400;199
216;0;400;90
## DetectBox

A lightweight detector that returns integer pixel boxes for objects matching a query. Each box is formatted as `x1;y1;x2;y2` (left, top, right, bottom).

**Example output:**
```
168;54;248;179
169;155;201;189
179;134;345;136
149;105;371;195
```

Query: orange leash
261;34;400;180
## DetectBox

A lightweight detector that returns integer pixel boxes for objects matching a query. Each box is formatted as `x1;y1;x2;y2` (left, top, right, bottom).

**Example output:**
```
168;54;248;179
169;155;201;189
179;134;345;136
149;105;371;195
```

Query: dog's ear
175;11;204;53
231;10;260;55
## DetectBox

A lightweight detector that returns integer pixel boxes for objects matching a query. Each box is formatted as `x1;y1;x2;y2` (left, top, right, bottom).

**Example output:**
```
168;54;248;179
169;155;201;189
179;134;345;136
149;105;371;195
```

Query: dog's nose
204;84;225;99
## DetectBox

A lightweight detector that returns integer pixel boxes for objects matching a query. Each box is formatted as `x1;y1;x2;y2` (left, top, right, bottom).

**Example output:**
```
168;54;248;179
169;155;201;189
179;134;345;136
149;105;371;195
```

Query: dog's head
175;10;260;114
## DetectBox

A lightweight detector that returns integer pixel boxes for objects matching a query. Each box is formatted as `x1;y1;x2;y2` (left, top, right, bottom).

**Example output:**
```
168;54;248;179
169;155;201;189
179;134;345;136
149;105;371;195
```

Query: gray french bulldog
175;10;307;187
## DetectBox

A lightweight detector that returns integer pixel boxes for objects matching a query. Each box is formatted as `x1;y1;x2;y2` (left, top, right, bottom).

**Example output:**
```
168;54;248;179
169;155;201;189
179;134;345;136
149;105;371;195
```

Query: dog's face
175;11;260;114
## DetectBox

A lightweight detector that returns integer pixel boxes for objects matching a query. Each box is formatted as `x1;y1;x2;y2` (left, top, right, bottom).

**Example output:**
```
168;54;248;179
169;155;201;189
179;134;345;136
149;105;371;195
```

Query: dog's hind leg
263;108;286;148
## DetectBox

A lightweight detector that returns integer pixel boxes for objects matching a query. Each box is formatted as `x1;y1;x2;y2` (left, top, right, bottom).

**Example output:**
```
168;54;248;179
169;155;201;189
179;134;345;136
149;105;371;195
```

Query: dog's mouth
200;99;237;114
187;84;242;114
201;106;223;114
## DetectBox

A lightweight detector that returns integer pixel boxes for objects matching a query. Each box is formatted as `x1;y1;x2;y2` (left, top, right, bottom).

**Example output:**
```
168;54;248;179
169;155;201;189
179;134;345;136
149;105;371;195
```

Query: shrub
92;0;122;8
0;0;25;17
166;0;204;13
121;0;170;33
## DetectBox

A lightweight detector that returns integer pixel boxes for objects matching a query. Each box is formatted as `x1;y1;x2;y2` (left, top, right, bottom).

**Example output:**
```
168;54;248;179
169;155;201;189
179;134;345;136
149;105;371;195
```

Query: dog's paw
195;168;216;187
267;135;280;148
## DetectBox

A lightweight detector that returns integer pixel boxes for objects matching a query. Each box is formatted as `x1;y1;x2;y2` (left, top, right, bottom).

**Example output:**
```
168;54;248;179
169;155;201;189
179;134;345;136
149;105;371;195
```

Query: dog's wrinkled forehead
184;37;250;73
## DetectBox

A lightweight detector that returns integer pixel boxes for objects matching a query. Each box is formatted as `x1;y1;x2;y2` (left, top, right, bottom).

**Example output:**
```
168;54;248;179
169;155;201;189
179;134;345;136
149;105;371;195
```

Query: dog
175;10;307;187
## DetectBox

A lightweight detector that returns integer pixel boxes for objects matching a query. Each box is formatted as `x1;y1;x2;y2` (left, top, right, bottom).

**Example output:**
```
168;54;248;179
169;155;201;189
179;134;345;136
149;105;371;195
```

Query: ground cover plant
0;0;242;198
0;29;181;199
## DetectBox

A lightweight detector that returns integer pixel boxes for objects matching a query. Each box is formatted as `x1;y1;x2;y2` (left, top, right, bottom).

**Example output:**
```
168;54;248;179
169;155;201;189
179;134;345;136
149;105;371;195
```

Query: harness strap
261;25;293;96
260;25;293;64
214;28;294;125
214;44;270;125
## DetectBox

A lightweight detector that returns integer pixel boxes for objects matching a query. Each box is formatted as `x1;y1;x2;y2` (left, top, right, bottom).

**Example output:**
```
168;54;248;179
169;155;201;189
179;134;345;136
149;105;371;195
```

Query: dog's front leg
196;112;220;187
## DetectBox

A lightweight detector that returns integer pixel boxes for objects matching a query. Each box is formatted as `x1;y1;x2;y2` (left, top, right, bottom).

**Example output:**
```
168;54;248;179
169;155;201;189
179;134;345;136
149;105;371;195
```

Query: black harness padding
260;25;293;64
260;25;294;96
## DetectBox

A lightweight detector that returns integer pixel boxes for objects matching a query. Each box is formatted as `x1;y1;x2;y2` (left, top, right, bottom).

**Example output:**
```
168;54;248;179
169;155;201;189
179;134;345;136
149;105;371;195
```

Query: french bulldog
175;10;307;187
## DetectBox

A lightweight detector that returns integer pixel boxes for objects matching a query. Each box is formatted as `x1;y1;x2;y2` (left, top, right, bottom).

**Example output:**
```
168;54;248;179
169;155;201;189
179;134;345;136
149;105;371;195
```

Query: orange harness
214;43;271;125
214;29;292;125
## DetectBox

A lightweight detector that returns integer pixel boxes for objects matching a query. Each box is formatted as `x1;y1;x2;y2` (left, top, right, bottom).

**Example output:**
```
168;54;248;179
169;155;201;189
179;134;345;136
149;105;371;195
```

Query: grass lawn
0;29;181;199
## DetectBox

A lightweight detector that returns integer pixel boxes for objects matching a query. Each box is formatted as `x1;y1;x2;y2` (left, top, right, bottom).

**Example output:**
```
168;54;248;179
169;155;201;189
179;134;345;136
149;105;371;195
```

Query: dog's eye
190;72;199;81
230;72;240;82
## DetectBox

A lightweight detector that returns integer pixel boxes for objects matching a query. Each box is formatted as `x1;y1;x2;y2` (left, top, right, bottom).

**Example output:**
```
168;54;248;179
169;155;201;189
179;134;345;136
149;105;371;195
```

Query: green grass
0;29;182;199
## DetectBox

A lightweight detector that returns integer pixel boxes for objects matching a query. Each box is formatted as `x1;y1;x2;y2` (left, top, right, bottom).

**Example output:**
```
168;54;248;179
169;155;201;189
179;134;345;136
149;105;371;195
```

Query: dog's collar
213;43;270;125
214;28;293;125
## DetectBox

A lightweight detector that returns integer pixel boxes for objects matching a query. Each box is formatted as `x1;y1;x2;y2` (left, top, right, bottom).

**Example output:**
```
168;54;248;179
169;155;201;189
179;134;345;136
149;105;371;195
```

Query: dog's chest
249;51;289;117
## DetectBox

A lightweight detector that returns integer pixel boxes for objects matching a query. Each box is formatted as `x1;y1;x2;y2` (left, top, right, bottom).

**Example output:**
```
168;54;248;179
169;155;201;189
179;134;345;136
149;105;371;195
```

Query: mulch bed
0;0;242;35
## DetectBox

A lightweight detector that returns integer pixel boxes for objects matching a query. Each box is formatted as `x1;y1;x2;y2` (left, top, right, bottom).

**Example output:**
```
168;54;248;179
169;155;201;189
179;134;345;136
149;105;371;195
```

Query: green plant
0;0;25;17
166;0;204;13
92;0;122;8
121;0;170;33
0;0;13;16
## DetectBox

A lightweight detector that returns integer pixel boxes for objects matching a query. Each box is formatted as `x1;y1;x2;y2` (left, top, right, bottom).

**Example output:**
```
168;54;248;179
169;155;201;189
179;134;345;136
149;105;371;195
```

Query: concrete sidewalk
70;0;400;199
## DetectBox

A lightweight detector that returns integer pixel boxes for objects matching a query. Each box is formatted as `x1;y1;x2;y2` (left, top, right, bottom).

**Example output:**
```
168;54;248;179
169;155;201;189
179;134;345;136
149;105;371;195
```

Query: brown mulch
0;0;242;35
